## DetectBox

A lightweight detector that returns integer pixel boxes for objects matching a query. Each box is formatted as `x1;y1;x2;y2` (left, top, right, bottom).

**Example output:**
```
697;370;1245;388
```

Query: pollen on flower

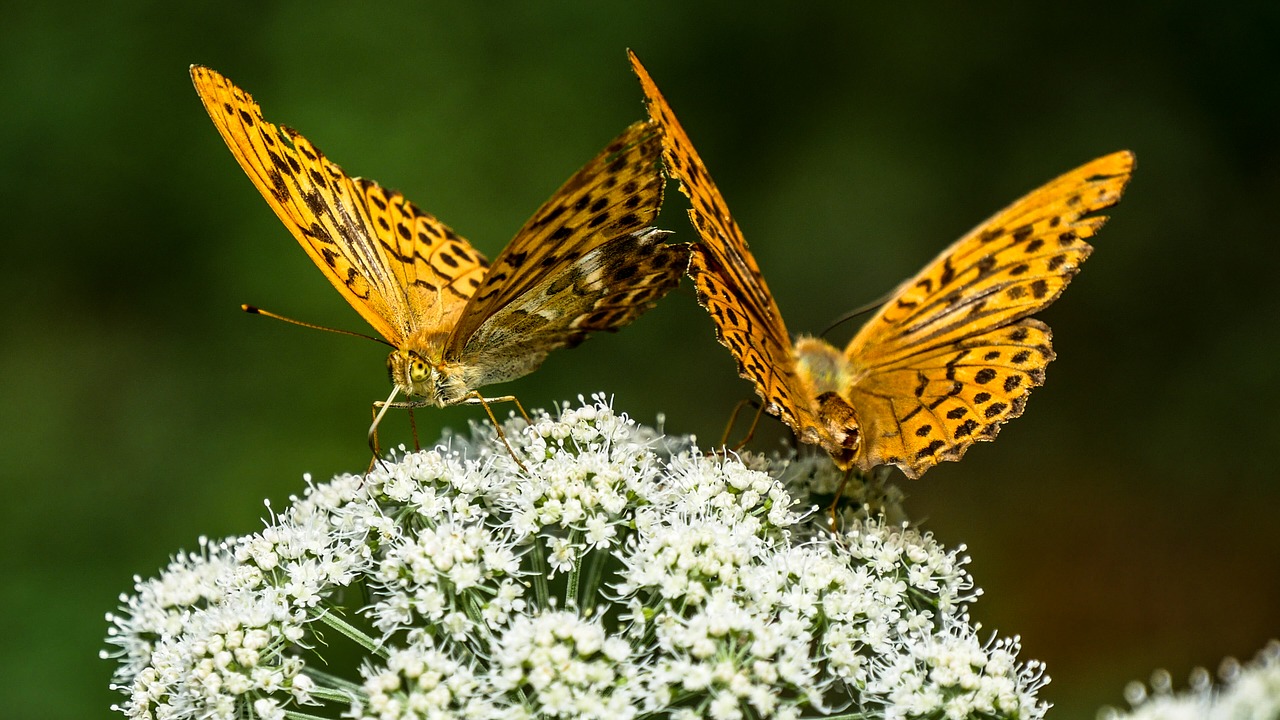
104;395;1048;720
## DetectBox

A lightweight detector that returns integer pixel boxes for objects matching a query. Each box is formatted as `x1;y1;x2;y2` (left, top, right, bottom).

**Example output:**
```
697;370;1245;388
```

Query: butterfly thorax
793;336;862;465
793;336;854;395
386;335;476;407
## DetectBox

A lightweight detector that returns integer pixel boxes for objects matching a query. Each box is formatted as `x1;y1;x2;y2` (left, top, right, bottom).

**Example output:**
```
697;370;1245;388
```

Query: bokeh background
4;3;1278;717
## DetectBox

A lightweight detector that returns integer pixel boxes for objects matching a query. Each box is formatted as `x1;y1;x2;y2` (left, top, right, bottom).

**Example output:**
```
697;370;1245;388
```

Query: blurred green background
3;2;1277;717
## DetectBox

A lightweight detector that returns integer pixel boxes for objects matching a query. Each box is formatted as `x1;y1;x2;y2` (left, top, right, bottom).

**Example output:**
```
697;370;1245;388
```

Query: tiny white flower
548;535;577;575
252;696;284;720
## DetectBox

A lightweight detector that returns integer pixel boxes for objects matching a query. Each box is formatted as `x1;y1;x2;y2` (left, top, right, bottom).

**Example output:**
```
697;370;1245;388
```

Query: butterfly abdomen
794;336;866;464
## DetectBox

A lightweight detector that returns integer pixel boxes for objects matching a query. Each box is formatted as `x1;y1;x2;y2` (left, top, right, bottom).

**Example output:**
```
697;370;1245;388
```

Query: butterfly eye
411;359;428;382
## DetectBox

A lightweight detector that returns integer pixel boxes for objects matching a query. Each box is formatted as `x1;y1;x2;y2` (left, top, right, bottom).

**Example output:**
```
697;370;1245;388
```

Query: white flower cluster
1100;641;1280;720
104;395;1048;719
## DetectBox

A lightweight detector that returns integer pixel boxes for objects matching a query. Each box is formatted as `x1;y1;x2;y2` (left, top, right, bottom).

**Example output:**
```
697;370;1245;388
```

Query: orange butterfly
192;66;688;446
630;51;1133;478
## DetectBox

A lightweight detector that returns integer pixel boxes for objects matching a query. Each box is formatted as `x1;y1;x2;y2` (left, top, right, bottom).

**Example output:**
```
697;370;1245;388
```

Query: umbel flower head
1099;641;1280;720
104;395;1048;720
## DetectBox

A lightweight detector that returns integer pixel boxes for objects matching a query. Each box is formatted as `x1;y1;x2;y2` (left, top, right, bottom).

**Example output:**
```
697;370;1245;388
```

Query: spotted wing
446;119;667;353
454;229;689;387
842;151;1135;477
630;51;823;442
190;66;488;345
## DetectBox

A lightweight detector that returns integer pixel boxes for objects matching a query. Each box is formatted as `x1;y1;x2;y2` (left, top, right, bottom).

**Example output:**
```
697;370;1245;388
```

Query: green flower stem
303;686;358;704
318;610;385;658
284;711;339;720
529;535;551;606
579;545;609;614
565;530;584;607
303;666;366;697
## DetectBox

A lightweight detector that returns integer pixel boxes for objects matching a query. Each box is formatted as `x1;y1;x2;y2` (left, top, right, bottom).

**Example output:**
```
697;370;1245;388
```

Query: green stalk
284;711;340;720
303;665;365;696
317;611;386;658
565;530;584;607
528;535;551;605
578;544;608;613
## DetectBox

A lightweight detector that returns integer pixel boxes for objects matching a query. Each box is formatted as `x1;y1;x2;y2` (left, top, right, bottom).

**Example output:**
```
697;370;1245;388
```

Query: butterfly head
387;348;470;407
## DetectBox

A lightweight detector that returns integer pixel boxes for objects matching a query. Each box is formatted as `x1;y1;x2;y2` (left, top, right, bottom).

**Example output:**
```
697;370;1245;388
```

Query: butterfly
191;65;688;449
630;51;1134;478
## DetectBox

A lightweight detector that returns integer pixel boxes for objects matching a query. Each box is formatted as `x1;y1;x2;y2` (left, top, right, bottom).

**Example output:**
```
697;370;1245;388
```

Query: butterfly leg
365;411;395;473
367;403;384;472
709;397;765;462
498;395;531;425
408;406;421;451
367;386;402;470
462;392;529;473
827;467;856;533
728;397;768;452
369;402;382;458
515;397;531;424
728;361;779;452
719;398;751;447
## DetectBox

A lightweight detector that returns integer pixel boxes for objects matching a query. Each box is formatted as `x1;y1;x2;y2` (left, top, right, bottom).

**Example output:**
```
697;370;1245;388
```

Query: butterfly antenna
242;304;394;348
818;285;903;338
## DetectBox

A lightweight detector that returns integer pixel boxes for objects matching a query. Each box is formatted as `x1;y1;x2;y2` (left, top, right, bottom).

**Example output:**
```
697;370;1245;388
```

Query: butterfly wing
841;151;1135;477
453;228;688;387
444;118;675;367
629;51;824;443
190;66;488;345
